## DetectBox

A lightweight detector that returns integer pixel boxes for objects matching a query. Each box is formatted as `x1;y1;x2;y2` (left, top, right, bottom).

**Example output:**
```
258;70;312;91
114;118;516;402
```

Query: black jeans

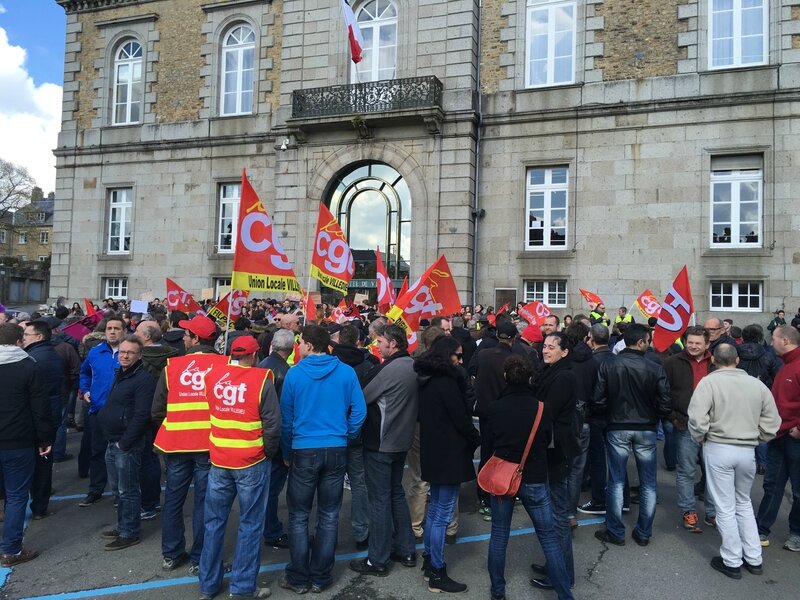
88;413;108;494
477;417;494;503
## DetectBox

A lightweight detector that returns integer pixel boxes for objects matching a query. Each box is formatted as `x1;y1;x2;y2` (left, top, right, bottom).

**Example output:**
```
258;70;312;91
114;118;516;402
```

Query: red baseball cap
178;315;217;340
230;335;260;355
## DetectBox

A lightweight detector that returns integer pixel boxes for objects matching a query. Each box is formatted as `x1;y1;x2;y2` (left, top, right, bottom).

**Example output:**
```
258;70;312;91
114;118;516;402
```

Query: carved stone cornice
56;0;159;14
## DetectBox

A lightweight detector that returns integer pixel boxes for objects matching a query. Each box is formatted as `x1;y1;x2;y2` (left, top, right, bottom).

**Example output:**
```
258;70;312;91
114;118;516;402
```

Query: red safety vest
205;363;274;469
154;353;230;453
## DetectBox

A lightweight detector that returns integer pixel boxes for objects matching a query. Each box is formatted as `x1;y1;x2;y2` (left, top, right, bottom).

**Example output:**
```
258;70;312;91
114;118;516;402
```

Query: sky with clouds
0;1;66;195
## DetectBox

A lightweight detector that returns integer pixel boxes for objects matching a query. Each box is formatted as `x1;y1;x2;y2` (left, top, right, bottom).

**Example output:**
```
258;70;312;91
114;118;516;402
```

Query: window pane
242;48;254;70
551;168;568;184
551;190;566;208
741;36;763;64
529;169;545;186
529;191;544;210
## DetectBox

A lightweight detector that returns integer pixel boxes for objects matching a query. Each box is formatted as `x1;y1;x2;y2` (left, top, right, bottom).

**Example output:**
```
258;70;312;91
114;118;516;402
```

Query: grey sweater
362;355;418;453
688;367;781;447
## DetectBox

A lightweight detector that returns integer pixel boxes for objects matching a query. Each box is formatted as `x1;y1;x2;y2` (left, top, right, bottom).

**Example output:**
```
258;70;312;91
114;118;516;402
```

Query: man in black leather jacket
591;323;671;547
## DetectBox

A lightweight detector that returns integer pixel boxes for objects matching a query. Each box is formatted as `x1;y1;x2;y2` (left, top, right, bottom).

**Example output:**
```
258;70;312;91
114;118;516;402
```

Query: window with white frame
39;231;49;244
526;166;568;249
108;188;132;254
213;277;232;300
524;280;567;307
220;24;255;116
112;40;143;125
710;155;762;247
38;255;47;262
18;232;27;245
217;183;240;252
708;0;767;69
353;0;398;83
710;281;761;311
104;277;129;300
525;0;576;88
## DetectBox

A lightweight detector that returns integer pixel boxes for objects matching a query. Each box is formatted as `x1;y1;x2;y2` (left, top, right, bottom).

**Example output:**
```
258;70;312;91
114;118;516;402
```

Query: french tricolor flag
341;0;365;64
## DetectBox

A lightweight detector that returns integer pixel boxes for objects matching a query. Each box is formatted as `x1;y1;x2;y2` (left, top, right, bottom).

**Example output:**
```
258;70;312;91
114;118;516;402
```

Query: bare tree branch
0;158;36;221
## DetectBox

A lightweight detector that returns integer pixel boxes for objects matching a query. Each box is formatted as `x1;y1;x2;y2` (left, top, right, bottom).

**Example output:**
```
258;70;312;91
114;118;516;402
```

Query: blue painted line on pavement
19;517;606;600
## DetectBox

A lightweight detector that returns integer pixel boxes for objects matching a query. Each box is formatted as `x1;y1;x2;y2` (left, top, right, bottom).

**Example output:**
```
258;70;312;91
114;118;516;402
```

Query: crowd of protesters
0;296;798;600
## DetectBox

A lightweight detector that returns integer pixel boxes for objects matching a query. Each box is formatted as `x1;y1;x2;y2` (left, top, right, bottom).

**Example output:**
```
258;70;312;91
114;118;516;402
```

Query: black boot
428;566;467;593
422;554;432;581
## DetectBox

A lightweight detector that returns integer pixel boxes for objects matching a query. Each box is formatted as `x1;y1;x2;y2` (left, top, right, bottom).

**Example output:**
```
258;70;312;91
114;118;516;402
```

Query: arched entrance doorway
323;161;411;302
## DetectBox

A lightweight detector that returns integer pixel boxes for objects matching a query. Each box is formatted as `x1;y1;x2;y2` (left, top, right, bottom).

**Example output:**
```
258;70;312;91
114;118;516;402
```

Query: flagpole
224;288;233;353
305;272;313;324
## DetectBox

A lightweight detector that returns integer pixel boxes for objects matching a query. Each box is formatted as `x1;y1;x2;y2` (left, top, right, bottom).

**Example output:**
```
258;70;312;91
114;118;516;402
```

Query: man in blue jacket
78;316;123;507
279;324;366;594
98;335;157;550
23;321;65;519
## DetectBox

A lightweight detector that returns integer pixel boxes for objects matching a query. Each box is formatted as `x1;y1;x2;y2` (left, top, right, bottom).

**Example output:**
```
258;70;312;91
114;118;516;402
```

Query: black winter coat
416;357;480;485
488;385;552;484
532;358;580;481
26;340;65;415
98;360;157;451
736;343;780;390
0;349;54;450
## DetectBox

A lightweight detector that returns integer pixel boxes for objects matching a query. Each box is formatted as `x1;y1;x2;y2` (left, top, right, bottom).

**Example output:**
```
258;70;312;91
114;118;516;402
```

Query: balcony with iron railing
288;76;444;137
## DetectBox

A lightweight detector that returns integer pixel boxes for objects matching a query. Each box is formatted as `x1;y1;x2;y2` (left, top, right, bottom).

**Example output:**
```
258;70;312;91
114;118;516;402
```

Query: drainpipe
471;0;483;306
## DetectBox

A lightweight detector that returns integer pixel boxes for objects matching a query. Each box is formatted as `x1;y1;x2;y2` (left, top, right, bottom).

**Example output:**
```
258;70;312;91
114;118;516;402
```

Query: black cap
35;316;63;329
497;322;518;340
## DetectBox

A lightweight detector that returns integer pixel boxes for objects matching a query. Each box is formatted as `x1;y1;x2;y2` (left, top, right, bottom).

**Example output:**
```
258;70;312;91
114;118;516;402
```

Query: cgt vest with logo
154;353;230;453
205;363;274;469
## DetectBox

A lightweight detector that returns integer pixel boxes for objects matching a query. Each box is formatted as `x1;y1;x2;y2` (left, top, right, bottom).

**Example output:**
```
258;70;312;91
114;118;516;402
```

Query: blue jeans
161;452;210;564
567;423;590;516
363;449;414;566
661;418;677;469
263;458;289;541
755;442;768;466
424;484;459;569
549;477;574;585
489;486;574;600
347;444;370;543
605;429;658;540
675;427;715;516
756;435;800;537
285;447;347;588
0;447;36;554
200;460;269;597
105;441;143;538
587;422;607;505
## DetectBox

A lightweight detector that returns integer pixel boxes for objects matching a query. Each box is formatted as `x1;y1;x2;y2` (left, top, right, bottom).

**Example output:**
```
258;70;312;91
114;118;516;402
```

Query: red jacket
772;346;800;438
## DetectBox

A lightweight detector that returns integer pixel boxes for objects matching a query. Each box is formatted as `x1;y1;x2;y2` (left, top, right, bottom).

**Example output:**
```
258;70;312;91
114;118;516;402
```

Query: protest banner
165;278;202;313
653;266;694;352
310;203;355;295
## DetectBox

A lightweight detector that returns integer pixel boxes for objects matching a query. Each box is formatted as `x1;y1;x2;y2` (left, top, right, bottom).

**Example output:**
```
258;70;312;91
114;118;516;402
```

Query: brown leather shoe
1;547;39;567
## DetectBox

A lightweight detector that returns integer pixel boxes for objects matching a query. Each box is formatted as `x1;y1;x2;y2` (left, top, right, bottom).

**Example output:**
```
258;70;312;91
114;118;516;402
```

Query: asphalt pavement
2;430;798;600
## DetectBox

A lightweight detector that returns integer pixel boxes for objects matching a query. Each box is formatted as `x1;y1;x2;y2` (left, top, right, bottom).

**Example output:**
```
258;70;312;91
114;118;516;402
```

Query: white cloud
0;27;62;194
0;5;7;16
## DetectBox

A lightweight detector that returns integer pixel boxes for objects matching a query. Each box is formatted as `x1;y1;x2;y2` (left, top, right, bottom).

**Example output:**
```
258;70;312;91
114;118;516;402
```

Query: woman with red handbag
486;354;573;600
416;336;481;594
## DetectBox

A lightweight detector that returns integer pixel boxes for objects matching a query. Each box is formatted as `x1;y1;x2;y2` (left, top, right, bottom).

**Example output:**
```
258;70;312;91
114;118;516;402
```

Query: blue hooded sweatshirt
280;353;366;458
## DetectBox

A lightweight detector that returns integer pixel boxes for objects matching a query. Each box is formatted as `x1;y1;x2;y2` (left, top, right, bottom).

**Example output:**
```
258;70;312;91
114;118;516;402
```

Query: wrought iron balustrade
291;76;443;119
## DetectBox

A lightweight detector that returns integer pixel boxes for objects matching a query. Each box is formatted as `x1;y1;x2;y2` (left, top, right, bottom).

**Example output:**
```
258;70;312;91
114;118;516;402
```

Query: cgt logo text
179;360;210;392
213;372;247;406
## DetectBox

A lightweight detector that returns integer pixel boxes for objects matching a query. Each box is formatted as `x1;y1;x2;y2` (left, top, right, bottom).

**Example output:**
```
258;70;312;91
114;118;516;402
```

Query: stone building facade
51;0;800;322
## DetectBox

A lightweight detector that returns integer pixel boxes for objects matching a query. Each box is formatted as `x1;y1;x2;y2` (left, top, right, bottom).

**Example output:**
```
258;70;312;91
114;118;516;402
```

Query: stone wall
595;0;687;80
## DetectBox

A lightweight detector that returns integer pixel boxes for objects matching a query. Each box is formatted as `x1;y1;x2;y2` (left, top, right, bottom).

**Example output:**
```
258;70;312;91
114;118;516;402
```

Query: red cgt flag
518;301;552;326
579;288;604;307
302;290;317;323
386;255;461;333
165;278;202;313
397;276;409;301
653;266;694;352
635;289;662;320
487;302;510;327
310;203;354;295
83;298;96;316
375;246;396;314
207;289;249;330
231;170;301;294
